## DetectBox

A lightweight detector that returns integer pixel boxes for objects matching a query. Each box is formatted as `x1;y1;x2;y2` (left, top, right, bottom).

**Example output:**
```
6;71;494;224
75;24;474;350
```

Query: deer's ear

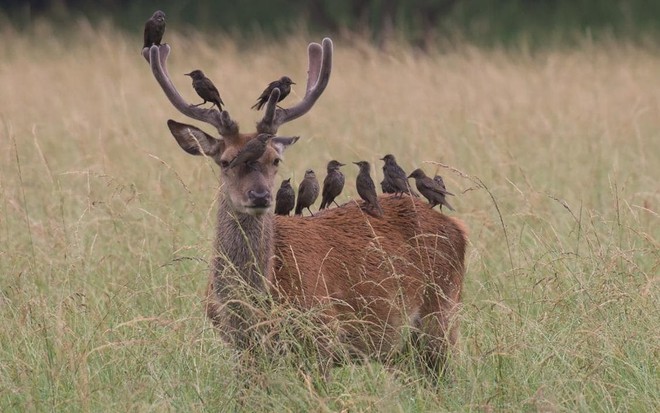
271;136;299;156
167;120;224;156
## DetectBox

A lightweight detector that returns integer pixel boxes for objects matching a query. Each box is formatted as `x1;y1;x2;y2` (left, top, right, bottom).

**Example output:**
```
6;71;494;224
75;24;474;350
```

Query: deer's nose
248;189;271;207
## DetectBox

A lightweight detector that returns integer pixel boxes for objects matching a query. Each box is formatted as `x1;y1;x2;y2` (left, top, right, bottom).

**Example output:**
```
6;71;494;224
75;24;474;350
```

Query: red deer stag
142;39;468;379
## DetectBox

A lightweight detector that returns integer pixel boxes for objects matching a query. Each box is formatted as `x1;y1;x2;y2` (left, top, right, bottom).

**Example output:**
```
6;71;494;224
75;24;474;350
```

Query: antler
142;45;238;137
257;38;333;134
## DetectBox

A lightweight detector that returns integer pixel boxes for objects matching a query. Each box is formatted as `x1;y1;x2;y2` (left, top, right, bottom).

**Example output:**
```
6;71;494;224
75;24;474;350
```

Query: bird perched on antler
354;161;383;217
186;70;225;111
408;169;455;212
275;178;295;216
319;160;346;210
252;76;295;110
380;154;417;197
295;169;319;216
143;10;166;49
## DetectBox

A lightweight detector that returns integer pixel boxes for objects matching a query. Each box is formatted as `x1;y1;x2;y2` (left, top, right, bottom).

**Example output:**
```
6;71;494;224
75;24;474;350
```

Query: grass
0;21;658;411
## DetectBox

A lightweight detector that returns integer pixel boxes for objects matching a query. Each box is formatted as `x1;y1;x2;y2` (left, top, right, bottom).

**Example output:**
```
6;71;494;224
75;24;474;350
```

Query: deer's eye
273;158;281;167
219;159;230;169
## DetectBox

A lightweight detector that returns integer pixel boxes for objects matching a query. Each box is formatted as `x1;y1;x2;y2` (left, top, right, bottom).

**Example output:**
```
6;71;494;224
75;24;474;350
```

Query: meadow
0;21;658;412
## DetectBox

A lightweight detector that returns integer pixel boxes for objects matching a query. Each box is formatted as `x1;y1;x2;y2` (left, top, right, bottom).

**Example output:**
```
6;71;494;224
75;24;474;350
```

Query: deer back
270;196;468;356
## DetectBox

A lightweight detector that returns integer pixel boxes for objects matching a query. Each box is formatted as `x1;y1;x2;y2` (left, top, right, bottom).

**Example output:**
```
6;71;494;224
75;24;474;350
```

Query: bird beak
353;162;360;165
379;157;385;161
184;72;192;76
407;173;413;178
339;162;346;166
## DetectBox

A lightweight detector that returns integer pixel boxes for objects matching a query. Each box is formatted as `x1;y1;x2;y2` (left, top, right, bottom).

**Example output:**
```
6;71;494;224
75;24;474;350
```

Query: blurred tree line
2;0;660;47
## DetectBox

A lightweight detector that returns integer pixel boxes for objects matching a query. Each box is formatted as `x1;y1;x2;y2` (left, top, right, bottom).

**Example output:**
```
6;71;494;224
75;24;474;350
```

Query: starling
228;134;272;169
143;10;166;48
319;160;346;210
274;178;295;216
354;161;383;217
380;179;396;195
408;169;455;211
380;154;417;197
295;169;319;216
251;76;295;110
186;70;225;111
433;175;455;197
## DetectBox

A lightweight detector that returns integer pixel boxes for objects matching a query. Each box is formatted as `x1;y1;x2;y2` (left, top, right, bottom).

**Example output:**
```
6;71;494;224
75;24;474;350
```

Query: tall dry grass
0;21;658;411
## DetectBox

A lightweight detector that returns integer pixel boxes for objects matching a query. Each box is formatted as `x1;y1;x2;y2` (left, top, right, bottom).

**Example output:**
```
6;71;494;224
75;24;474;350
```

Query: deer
142;38;468;380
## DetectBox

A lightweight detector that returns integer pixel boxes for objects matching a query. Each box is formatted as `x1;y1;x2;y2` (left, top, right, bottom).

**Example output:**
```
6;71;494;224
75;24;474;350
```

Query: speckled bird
295;169;319;216
274;178;295;216
143;10;166;48
408;169;455;212
380;154;417;197
354;161;383;217
186;70;224;111
319;160;346;210
251;76;295;110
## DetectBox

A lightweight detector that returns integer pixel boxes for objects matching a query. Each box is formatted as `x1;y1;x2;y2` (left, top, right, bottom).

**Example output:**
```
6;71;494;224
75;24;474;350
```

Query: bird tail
444;199;455;211
294;204;302;216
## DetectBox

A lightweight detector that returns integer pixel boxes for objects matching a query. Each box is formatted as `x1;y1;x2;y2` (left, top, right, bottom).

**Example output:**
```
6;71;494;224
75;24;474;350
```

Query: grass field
0;21;658;412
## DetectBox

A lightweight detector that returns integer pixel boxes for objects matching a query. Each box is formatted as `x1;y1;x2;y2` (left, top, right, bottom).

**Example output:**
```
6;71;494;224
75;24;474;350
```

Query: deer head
141;39;332;215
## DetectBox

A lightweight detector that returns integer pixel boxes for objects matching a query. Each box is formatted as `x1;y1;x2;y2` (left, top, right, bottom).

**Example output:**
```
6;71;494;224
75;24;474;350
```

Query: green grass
0;22;658;411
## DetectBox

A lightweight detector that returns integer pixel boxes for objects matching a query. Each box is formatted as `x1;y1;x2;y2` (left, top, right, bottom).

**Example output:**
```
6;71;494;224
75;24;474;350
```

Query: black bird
380;179;396;195
274;178;295;216
186;70;224;111
143;10;166;48
380;154;417;197
408;169;455;211
251;76;295;110
319;160;346;210
354;161;383;217
228;134;273;169
295;169;319;216
433;175;455;197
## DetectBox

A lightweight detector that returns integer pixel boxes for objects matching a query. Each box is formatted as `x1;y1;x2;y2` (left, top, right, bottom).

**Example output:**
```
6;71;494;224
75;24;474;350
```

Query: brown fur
205;192;467;374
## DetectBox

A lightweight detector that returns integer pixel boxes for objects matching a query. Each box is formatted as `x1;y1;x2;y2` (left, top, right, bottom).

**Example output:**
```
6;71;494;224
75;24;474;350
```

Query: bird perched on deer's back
228;134;273;169
186;70;224;111
319;160;346;210
275;178;295;216
295;169;319;216
143;10;166;49
433;175;454;197
252;76;295;110
380;154;417;197
408;169;455;211
354;161;383;217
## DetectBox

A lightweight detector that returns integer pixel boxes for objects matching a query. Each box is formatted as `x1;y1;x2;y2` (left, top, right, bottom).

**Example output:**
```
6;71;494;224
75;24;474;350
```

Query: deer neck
212;192;274;293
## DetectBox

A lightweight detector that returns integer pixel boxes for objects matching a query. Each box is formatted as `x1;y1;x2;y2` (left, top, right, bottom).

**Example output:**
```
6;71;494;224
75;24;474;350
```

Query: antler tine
142;45;238;137
257;37;333;134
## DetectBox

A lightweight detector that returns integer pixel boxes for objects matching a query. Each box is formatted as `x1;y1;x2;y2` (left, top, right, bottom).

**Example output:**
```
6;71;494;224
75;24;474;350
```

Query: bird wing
201;78;223;103
143;21;155;45
258;81;278;101
419;178;451;196
322;173;343;198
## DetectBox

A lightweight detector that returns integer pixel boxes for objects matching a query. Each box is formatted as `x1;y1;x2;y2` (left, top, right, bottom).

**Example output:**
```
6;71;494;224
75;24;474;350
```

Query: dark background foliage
2;0;660;47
